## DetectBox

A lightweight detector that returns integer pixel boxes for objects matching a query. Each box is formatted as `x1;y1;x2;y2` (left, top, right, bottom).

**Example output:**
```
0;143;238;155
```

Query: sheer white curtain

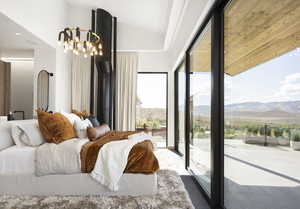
71;55;91;112
116;52;138;131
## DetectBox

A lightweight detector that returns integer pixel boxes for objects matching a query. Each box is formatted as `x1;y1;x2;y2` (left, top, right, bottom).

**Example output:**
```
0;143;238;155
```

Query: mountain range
193;101;300;123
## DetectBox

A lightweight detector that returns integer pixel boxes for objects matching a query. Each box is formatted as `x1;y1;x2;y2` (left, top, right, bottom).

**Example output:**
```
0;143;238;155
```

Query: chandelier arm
58;27;103;57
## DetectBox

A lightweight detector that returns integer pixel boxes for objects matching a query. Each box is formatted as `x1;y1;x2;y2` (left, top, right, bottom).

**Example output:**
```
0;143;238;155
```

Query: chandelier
58;27;103;57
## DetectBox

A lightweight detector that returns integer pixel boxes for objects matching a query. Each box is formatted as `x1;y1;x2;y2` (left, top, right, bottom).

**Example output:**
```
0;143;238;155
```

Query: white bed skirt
0;173;157;196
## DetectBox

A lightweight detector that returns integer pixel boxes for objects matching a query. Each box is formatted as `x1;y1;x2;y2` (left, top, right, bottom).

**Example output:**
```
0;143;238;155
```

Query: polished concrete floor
155;149;210;209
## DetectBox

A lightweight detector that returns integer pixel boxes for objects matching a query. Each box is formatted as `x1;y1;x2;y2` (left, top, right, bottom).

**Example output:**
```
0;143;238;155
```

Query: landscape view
191;101;300;140
136;99;300;143
136;74;167;146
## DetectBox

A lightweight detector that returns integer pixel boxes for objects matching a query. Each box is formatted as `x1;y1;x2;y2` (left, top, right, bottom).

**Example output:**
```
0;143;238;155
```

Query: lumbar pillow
0;122;14;151
87;124;110;141
74;119;93;139
36;109;77;144
60;110;82;125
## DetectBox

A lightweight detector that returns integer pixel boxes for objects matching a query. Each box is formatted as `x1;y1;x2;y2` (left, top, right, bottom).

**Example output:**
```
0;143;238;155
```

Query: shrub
274;128;283;138
253;127;259;136
259;126;271;136
259;127;265;136
291;129;300;142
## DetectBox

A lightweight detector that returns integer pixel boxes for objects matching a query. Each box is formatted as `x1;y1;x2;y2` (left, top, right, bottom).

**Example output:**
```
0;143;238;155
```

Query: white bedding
36;138;89;176
0;146;35;175
0;132;156;192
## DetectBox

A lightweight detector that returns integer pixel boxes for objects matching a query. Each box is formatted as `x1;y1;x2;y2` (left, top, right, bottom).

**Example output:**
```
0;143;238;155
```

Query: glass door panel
189;21;212;194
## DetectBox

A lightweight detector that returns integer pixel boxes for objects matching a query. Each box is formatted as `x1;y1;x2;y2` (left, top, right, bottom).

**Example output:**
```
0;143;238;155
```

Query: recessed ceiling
65;0;173;36
0;12;42;51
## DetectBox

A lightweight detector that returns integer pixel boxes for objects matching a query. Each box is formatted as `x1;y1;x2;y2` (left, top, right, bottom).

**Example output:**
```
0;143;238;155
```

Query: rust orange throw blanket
80;131;159;174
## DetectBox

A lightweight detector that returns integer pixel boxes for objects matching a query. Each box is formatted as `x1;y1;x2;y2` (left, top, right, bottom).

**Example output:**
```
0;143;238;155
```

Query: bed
0;120;159;196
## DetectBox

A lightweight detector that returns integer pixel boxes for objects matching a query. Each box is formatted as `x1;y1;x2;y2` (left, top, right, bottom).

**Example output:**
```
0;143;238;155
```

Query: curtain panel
116;52;138;131
71;55;91;113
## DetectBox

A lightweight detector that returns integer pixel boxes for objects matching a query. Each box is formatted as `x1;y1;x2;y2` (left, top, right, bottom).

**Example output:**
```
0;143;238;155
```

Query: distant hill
194;101;300;114
193;101;300;123
137;101;300;124
136;107;166;121
225;101;300;113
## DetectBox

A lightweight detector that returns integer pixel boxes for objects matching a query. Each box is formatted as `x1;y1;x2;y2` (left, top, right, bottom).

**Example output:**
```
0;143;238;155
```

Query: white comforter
35;138;89;176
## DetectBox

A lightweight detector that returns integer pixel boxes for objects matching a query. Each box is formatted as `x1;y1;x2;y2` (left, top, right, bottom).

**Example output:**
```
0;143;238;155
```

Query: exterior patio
187;139;300;209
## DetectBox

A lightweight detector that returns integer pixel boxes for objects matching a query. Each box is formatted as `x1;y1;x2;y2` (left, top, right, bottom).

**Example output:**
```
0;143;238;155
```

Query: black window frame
173;0;230;208
174;61;185;156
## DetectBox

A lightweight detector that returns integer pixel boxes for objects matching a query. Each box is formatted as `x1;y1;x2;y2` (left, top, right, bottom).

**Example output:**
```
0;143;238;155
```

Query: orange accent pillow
71;109;90;119
36;109;77;144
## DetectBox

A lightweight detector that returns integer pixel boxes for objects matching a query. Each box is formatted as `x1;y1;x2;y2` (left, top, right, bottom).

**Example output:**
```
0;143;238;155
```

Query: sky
137;74;167;108
137;48;300;108
188;48;300;106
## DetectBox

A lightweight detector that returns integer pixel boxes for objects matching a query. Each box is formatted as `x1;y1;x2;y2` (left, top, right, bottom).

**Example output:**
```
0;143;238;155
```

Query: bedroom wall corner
0;0;73;113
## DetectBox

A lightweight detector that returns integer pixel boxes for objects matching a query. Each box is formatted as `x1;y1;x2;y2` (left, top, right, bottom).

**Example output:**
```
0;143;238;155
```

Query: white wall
67;3;165;52
117;23;164;51
67;5;91;30
33;47;56;112
0;0;72;112
137;52;170;72
10;61;34;119
0;49;34;59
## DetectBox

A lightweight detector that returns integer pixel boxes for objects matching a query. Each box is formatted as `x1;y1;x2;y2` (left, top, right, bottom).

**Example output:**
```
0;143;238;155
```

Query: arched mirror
37;70;51;111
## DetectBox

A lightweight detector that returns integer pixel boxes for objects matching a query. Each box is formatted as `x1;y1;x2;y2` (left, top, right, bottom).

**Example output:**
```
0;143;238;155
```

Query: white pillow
0;122;14;151
74;119;93;138
11;124;27;146
60;111;81;125
11;120;45;147
18;123;45;146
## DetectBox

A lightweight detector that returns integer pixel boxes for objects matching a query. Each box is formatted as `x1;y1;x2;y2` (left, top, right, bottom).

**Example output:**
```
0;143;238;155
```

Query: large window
189;21;212;194
224;1;300;209
136;73;168;148
174;0;300;208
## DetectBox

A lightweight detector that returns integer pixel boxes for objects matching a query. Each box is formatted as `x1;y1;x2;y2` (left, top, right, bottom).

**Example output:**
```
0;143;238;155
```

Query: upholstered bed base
0;173;157;196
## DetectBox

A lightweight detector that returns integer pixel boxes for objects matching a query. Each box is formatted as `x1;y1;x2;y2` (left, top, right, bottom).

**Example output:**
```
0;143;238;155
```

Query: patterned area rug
0;170;194;209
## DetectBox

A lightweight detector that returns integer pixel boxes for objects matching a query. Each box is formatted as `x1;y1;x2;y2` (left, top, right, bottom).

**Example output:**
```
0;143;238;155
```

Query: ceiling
0;12;43;53
65;0;176;48
189;0;300;76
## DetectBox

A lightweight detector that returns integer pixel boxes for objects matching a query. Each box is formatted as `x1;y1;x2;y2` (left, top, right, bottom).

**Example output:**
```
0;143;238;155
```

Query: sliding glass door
174;1;300;208
189;21;212;194
136;73;168;148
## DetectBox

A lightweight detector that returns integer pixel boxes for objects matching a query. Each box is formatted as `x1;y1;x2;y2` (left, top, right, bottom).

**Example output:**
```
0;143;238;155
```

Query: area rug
0;170;194;209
